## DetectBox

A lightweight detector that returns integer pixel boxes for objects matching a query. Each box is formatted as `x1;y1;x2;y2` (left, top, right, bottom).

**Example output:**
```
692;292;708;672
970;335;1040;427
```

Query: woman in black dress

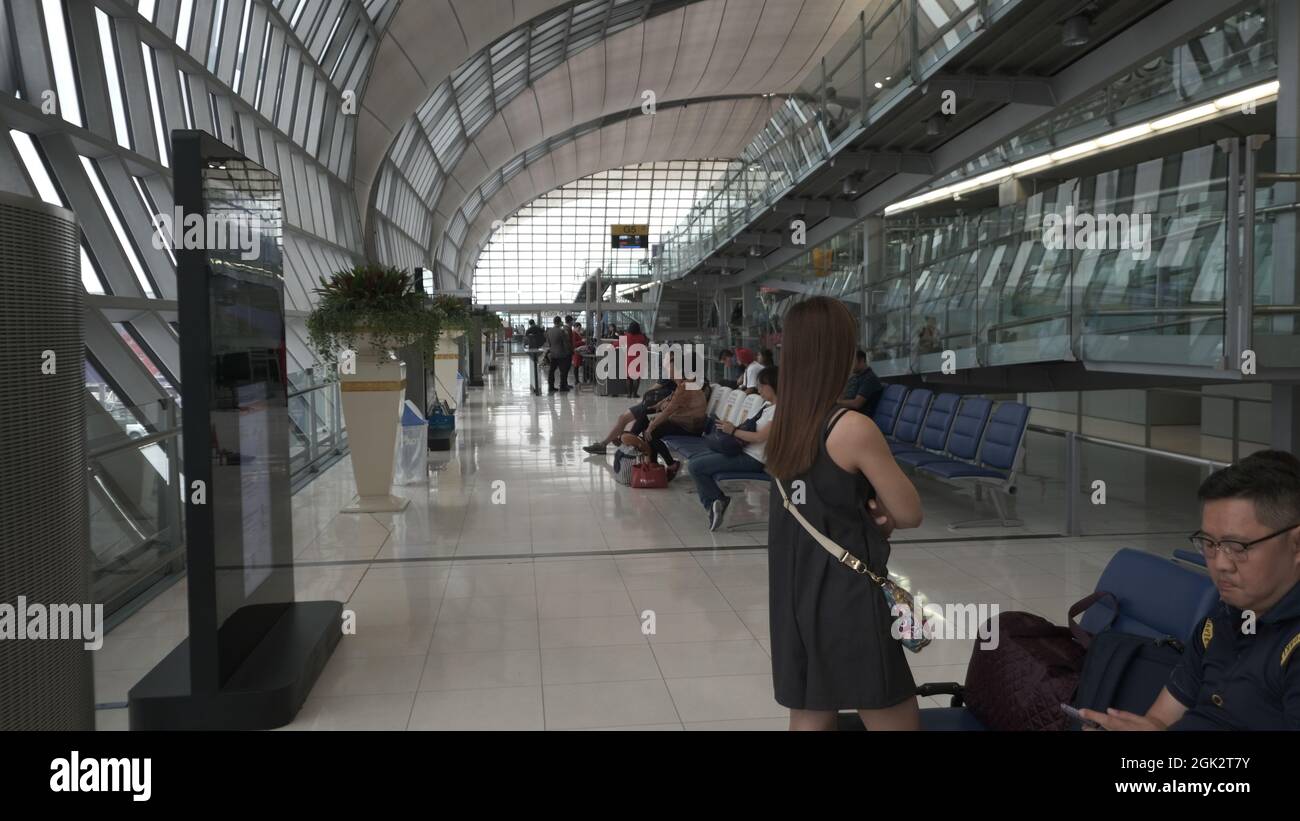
764;297;924;731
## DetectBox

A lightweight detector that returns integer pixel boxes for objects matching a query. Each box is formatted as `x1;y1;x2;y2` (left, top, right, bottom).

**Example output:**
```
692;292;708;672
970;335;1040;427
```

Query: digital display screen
611;224;649;249
199;156;294;683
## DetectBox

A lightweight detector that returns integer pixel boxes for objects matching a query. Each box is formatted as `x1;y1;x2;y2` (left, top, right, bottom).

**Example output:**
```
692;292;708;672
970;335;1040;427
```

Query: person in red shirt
617;321;649;397
567;317;586;384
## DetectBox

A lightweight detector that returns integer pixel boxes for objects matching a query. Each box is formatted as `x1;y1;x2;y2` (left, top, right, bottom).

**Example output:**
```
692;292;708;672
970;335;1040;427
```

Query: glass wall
473;161;739;305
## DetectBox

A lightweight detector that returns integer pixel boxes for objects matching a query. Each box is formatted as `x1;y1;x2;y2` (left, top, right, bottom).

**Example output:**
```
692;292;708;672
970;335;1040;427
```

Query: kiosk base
127;600;343;730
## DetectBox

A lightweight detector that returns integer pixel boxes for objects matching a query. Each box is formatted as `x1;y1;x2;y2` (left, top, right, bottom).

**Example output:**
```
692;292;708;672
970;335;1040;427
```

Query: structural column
1272;0;1300;453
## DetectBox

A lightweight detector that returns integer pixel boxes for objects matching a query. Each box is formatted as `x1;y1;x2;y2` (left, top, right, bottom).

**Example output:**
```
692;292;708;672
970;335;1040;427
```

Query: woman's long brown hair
764;297;858;481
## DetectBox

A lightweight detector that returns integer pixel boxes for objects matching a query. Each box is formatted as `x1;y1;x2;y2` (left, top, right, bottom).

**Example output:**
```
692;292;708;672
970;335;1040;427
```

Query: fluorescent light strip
883;81;1280;215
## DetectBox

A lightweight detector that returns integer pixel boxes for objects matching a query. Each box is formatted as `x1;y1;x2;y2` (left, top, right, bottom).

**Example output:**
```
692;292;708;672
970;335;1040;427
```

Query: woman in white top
743;348;773;393
687;366;777;531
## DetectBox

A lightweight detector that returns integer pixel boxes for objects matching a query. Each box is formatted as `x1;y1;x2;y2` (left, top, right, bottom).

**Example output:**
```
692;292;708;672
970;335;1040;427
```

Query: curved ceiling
367;0;868;282
356;0;654;218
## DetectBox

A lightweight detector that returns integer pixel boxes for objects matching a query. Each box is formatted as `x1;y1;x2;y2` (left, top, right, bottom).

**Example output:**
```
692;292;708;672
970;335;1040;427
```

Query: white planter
433;329;464;409
338;341;409;514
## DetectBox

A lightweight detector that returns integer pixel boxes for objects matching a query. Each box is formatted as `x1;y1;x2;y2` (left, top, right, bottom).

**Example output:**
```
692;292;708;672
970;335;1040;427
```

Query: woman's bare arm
825;412;923;529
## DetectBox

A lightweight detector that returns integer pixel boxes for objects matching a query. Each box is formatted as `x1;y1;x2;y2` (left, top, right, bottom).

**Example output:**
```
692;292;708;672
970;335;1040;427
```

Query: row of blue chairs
872;384;1032;530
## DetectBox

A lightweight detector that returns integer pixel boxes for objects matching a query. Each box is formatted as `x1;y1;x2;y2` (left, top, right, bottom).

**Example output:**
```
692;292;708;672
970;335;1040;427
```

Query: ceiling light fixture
1062;14;1090;47
883;80;1279;216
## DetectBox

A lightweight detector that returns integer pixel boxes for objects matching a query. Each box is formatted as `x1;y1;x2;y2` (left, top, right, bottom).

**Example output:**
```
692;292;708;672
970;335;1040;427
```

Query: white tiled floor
95;353;1193;730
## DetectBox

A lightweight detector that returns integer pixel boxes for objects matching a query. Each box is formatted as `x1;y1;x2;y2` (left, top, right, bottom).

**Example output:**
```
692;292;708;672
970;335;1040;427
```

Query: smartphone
1061;703;1102;729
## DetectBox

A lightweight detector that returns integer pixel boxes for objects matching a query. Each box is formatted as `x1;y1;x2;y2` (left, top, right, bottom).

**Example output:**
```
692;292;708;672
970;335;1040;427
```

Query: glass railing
865;139;1300;377
653;0;1021;282
932;0;1277;188
88;369;347;618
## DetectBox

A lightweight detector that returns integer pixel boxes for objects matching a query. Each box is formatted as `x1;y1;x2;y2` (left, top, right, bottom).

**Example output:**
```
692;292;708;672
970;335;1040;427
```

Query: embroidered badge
1281;633;1300;668
1201;618;1214;649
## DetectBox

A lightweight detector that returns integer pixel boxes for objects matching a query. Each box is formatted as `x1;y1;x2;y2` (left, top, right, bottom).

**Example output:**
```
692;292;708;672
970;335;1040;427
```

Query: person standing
523;319;545;395
763;297;924;731
617;321;649;398
545;316;573;392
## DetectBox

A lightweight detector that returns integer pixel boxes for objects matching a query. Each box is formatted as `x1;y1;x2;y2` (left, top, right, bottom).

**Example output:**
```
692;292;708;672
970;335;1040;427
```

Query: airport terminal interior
2;0;1300;732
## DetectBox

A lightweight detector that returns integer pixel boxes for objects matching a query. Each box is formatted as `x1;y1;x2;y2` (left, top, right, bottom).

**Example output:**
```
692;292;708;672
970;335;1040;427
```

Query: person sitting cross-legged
689;366;777;531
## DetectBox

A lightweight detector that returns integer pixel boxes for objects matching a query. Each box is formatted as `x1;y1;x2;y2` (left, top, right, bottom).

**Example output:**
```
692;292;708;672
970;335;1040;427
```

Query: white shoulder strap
773;478;877;580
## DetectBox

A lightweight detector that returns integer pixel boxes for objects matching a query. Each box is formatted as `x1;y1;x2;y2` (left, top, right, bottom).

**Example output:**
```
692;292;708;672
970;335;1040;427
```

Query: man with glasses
1082;450;1300;730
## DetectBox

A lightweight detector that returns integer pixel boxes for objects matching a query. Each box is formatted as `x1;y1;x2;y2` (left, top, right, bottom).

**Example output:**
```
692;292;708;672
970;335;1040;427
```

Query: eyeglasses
1188;524;1300;558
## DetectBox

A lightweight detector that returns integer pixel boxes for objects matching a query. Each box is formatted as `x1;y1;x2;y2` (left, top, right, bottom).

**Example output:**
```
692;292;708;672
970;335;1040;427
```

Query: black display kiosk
128;131;341;730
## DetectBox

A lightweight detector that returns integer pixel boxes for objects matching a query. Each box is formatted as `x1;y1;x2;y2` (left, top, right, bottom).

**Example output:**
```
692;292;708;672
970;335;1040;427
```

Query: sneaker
709;497;730;532
582;442;608;454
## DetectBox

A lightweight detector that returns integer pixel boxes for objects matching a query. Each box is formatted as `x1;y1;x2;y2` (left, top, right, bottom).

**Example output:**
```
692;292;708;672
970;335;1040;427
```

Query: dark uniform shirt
843;368;884;416
1165;579;1300;730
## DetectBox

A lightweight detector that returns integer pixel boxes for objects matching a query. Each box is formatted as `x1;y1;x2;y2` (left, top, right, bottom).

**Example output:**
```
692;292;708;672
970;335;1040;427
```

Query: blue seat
871;384;909;437
887;389;932;448
1077;548;1217;641
895;396;991;468
918;402;1030;482
917;548;1217;731
891;392;960;456
916;401;1030;529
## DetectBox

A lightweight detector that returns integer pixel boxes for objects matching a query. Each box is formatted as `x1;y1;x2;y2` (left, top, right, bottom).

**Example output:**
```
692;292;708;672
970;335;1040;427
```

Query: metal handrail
1028;423;1230;470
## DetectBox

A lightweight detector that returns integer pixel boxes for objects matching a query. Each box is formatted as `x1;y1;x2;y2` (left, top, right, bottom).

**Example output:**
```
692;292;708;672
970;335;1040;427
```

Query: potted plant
307;265;441;514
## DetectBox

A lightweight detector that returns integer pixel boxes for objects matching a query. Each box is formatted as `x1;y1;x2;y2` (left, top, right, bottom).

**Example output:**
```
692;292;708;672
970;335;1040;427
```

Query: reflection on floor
93;355;1199;730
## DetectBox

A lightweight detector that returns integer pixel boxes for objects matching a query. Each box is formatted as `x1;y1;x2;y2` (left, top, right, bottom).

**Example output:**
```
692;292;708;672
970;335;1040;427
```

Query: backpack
1072;631;1185;721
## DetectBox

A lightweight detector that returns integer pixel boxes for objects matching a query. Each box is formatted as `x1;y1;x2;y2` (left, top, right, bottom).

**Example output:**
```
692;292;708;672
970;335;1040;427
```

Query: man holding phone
1079;451;1300;731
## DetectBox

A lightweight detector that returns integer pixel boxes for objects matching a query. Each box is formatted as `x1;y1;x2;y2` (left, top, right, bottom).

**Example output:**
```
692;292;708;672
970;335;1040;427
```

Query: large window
474;160;740;305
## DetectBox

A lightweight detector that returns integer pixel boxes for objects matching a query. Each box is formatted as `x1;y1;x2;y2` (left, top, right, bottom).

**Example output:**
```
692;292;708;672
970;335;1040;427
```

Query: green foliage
306;265;442;365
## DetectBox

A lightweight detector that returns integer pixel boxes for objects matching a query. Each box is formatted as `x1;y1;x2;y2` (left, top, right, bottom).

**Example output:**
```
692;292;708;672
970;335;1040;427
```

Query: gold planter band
340;379;408;392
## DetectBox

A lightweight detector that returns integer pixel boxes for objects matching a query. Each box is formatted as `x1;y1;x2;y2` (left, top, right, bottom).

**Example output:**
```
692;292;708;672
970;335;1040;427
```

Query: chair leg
947;484;1023;531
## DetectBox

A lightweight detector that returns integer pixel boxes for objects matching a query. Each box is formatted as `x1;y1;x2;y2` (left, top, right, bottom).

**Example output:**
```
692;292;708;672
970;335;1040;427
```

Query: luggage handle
1067;590;1119;649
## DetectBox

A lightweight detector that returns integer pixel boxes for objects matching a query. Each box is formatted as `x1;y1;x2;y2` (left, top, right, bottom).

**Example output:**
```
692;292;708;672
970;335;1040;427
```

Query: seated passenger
836;349;883;416
1080;450;1300;730
689;366;777;531
743;348;773;395
583;352;677;454
621;356;708;481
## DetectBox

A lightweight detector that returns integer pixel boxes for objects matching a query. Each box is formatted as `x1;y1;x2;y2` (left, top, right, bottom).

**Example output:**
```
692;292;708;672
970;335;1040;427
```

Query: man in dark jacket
544;316;574;392
837;349;884;416
1081;451;1300;731
523;319;545;395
